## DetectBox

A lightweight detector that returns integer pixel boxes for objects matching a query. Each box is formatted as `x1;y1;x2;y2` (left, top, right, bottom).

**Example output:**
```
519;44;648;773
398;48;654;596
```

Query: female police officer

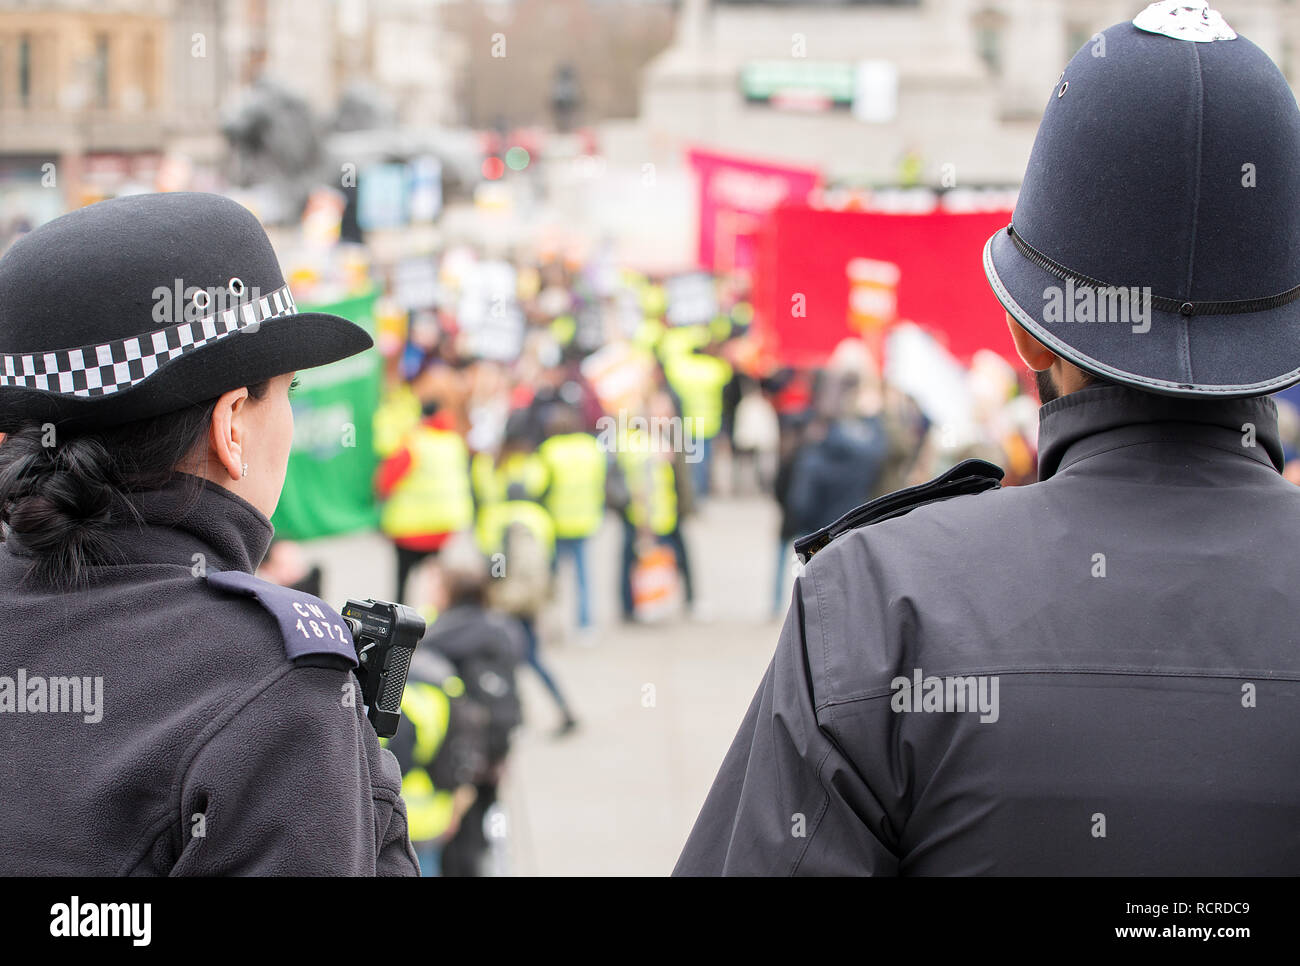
0;193;419;875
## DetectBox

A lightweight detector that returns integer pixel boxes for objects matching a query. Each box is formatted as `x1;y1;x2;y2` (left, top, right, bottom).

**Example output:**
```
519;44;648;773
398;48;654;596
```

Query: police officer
0;193;419;875
676;4;1300;875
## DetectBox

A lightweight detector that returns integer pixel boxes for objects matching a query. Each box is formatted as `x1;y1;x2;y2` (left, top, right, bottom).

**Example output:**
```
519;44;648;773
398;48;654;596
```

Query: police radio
340;599;426;739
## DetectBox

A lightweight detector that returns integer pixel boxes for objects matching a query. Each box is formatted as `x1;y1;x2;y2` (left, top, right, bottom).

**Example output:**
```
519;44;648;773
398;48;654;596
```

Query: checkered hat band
0;284;297;397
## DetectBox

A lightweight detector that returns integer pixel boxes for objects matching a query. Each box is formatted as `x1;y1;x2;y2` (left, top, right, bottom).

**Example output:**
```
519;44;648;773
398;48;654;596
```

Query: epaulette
794;458;1004;563
207;570;357;666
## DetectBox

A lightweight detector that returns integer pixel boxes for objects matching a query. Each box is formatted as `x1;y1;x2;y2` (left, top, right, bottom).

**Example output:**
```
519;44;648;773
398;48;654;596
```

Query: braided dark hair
0;382;268;588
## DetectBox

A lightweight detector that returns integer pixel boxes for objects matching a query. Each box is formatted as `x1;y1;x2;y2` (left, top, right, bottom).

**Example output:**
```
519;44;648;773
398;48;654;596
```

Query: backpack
486;520;551;616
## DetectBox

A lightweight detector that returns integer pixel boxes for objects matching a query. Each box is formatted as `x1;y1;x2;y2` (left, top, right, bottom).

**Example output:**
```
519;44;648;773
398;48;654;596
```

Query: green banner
271;290;381;540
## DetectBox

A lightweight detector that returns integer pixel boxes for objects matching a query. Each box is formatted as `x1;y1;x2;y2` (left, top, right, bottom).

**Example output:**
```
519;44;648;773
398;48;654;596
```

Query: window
972;10;1006;76
139;32;155;108
976;23;1001;74
1066;23;1093;58
94;33;109;109
18;33;30;108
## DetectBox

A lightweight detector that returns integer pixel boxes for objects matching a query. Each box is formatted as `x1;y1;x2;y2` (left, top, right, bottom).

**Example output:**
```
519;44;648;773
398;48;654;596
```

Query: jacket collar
1036;385;1284;480
122;473;274;573
2;472;272;575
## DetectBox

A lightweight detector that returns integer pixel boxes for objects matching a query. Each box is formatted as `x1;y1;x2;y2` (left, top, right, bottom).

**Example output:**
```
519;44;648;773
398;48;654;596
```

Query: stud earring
242;462;248;478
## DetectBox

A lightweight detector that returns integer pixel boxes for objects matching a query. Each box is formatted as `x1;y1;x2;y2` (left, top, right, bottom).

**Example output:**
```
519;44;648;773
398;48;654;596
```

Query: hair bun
0;428;122;584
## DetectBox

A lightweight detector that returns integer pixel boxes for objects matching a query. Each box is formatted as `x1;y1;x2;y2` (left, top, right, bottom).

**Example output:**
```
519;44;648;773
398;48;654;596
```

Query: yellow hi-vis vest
665;351;732;441
380;426;474;539
658;324;710;359
550;314;577;347
373;383;422;458
471;451;550;505
392;680;453;843
472;451;555;555
475;499;557;560
538;433;607;539
634;317;666;352
640;282;667;318
618;429;678;536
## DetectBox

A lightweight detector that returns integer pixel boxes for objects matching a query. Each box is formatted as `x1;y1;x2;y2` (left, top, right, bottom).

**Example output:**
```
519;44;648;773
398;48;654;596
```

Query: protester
376;397;475;603
472;415;578;735
384;648;490;877
420;535;527;876
612;388;697;622
538;404;609;637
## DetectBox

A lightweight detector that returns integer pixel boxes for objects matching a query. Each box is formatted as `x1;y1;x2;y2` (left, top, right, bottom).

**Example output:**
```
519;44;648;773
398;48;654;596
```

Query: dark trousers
440;780;497;878
620;519;695;618
394;545;435;604
519;615;572;718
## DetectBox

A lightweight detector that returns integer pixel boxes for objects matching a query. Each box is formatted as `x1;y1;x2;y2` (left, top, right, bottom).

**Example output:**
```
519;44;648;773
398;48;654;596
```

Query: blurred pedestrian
473;415;578;735
611;391;697;622
385;648;490;877
376;398;474;604
538;405;608;636
257;538;323;596
421;536;526;876
662;334;733;500
771;408;811;618
785;374;890;536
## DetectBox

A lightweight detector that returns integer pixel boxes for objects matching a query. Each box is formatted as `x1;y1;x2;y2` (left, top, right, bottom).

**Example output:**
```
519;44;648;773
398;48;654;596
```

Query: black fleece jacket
0;474;419;876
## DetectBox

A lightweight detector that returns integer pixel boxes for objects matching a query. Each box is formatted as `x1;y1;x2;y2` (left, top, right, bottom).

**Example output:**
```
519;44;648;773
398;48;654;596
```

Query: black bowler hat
984;1;1300;397
0;192;372;431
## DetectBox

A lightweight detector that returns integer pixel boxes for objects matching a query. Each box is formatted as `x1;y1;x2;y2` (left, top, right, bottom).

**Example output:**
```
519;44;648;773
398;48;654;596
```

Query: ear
1005;312;1058;371
208;387;251;481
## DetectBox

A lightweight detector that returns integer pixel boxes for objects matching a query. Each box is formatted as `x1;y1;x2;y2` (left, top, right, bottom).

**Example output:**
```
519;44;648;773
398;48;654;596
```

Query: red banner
688;148;821;275
754;205;1016;368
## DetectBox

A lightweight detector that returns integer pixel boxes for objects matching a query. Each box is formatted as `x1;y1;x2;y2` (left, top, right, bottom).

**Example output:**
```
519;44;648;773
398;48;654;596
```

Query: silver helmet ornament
1132;1;1237;43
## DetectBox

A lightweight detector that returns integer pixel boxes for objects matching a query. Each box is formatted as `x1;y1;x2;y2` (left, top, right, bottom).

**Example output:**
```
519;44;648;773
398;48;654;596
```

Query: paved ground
301;493;786;876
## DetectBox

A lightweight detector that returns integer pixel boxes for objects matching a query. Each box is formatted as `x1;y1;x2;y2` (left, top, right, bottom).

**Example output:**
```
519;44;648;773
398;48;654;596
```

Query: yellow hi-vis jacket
658;323;710;359
664;351;732;441
471;451;556;558
373;383;422;458
538;433;607;539
470;451;550;505
475;499;556;561
392;680;454;843
380;426;474;539
618;428;678;536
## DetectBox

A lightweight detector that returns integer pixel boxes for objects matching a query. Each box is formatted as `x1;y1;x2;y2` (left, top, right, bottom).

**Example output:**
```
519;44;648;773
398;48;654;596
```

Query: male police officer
676;2;1300;875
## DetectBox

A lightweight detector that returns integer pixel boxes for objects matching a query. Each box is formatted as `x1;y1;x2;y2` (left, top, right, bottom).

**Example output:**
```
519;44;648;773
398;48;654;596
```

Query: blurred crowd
252;243;1047;875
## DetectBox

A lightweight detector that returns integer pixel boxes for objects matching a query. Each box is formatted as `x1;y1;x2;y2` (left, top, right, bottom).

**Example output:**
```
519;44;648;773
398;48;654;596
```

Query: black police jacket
0;475;418;876
676;385;1300;875
424;603;526;764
